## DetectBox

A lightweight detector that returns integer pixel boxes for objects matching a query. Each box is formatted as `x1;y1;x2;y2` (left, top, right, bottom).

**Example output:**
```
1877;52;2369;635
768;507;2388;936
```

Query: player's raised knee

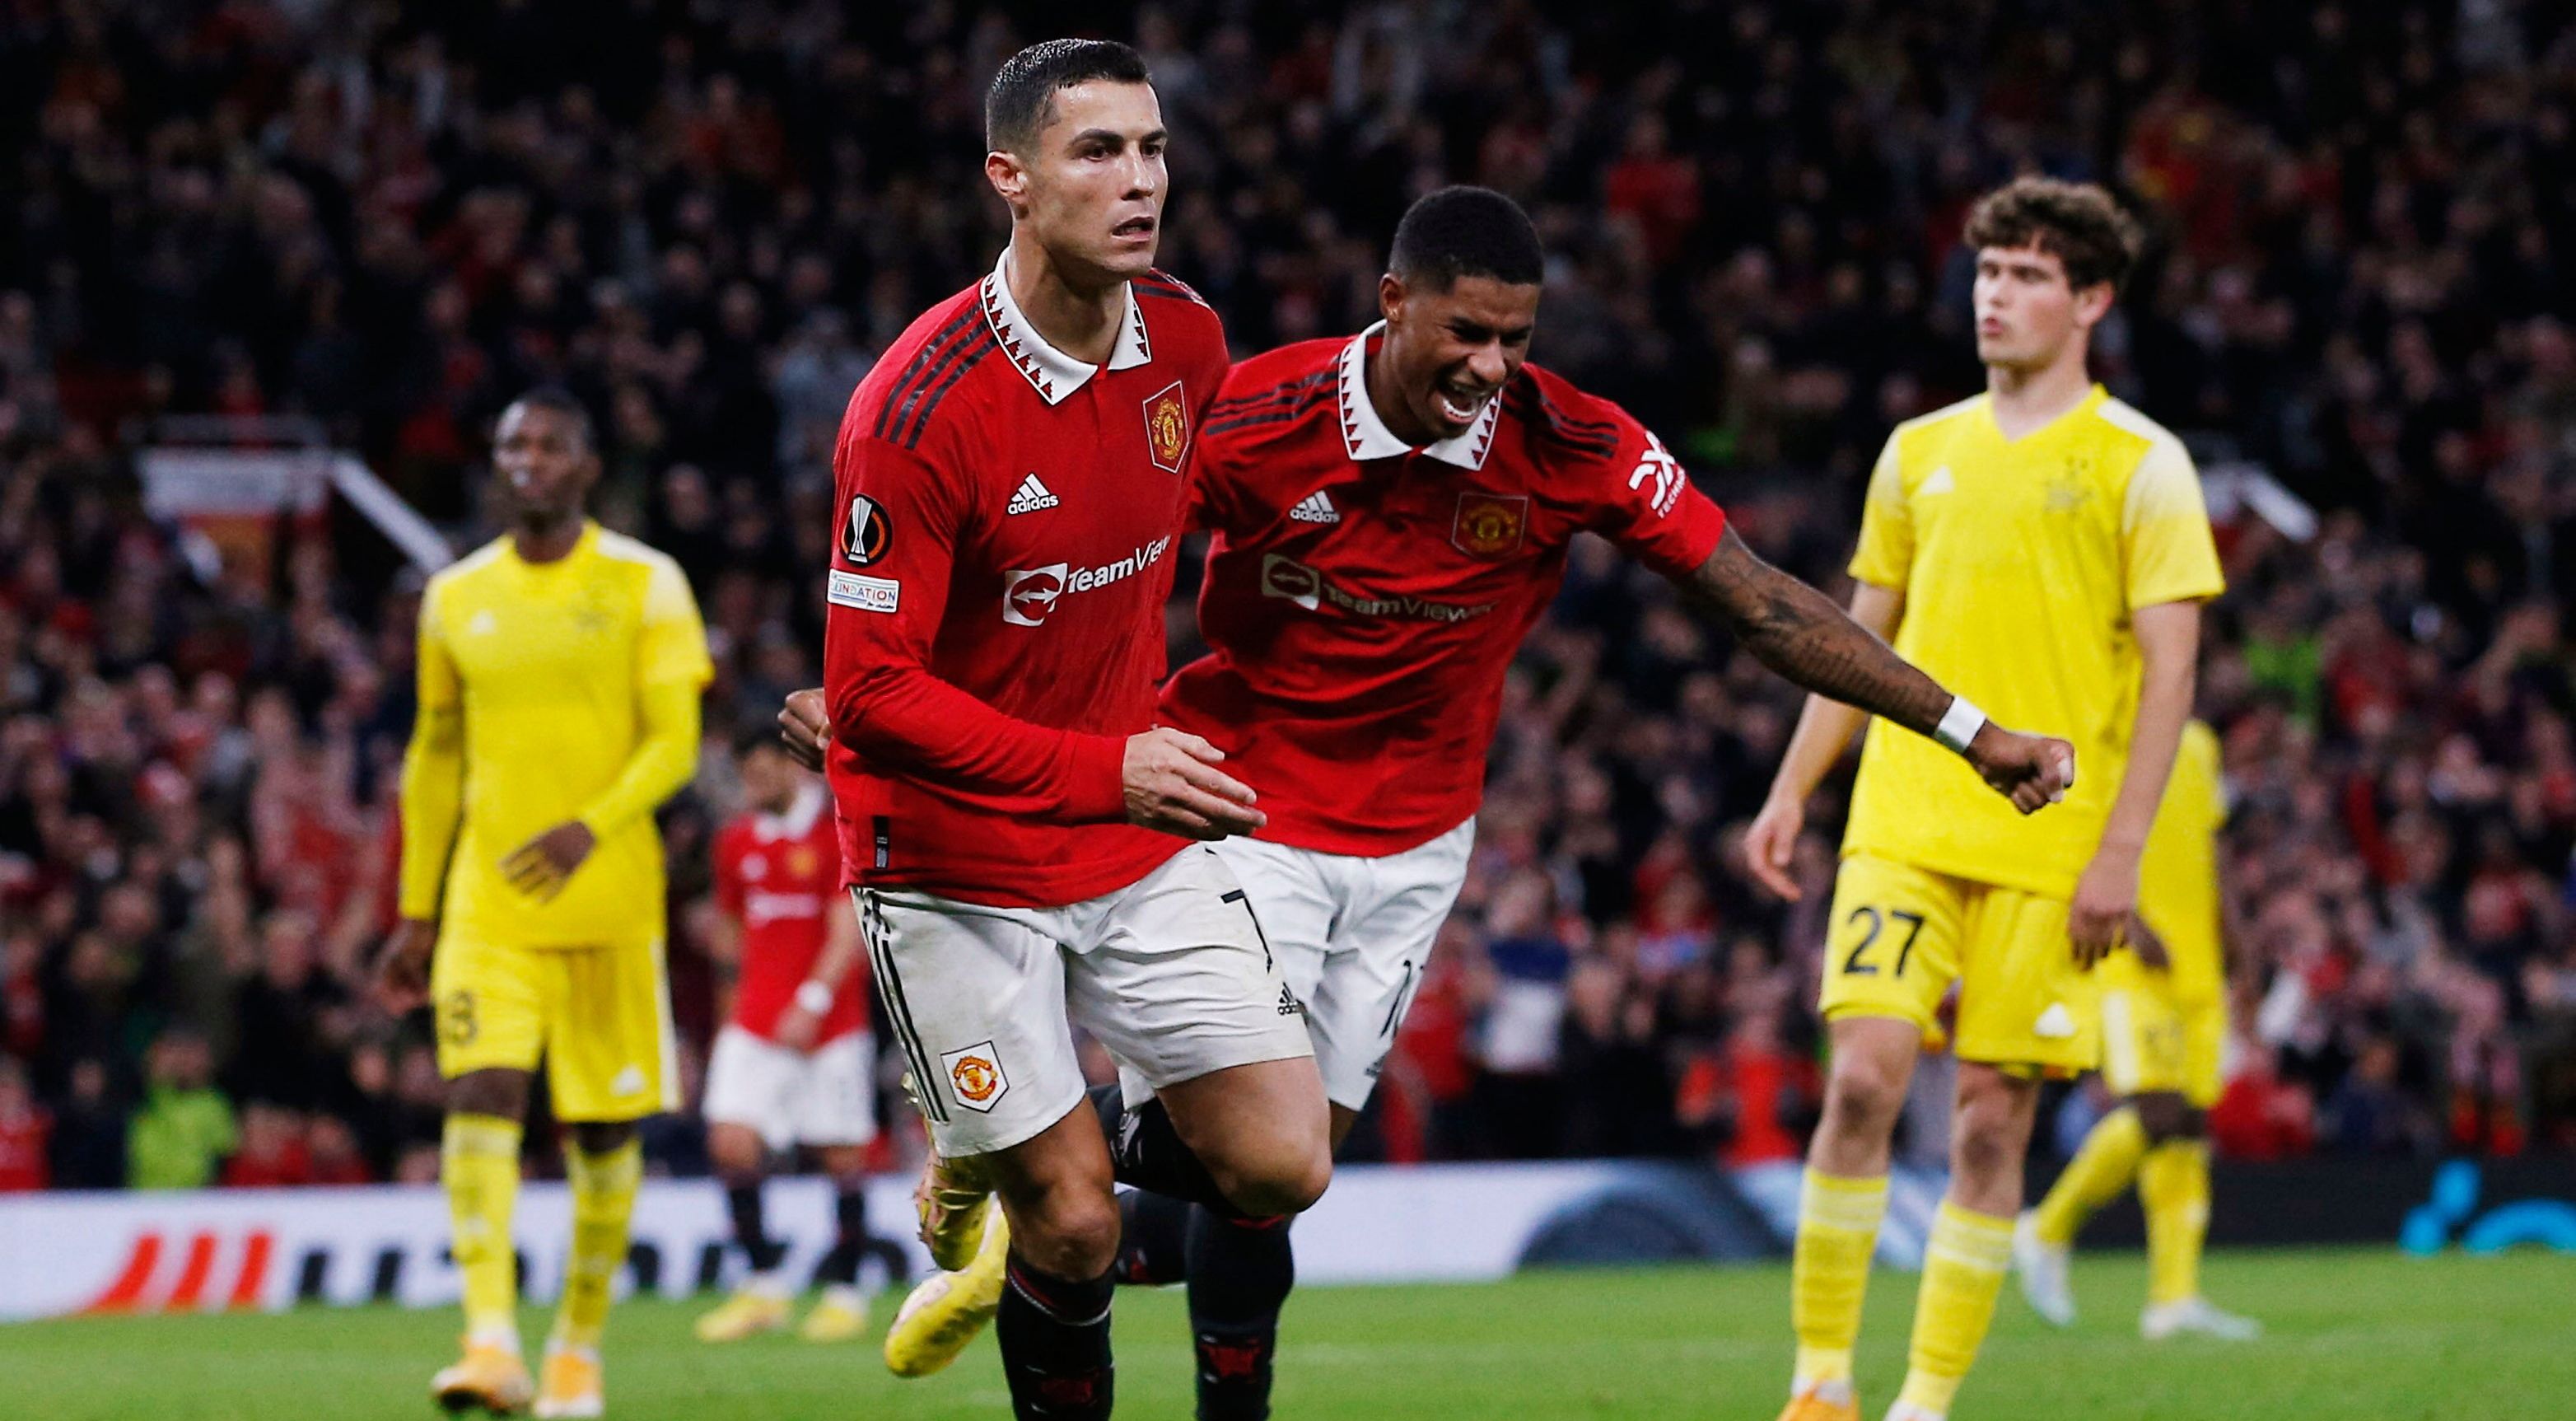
1010;1183;1123;1278
1214;1138;1332;1218
1821;1045;1910;1134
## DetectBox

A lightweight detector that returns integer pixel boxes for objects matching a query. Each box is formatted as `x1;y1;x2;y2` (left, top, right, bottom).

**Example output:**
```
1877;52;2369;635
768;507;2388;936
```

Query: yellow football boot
432;1337;534;1414
530;1344;603;1420
883;1208;1010;1378
693;1286;791;1342
798;1287;870;1342
1776;1381;1861;1421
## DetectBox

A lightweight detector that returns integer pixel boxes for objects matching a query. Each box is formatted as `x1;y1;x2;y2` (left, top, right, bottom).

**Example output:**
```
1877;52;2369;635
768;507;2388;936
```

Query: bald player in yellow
1744;178;2224;1421
2015;719;2260;1341
377;388;713;1419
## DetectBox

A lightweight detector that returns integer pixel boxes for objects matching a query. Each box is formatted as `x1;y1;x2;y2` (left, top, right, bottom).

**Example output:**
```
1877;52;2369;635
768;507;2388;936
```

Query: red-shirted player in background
694;728;875;1346
796;185;2078;1420
816;40;1326;1421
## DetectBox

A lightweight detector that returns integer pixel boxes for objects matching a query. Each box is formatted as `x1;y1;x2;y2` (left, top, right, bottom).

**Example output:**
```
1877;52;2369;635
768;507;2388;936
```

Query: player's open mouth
1112;215;1155;240
1435;386;1492;424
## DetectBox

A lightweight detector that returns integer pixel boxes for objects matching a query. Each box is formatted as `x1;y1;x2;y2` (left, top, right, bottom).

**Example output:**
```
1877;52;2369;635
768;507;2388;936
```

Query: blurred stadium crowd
5;0;2576;1190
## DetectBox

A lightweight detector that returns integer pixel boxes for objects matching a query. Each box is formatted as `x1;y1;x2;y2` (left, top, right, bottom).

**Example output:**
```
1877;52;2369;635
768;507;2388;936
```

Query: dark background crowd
4;0;2575;1192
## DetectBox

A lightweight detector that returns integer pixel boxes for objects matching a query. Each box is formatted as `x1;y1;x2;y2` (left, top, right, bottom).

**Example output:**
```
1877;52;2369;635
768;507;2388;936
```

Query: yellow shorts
2096;951;2224;1107
1818;854;2098;1072
431;935;678;1122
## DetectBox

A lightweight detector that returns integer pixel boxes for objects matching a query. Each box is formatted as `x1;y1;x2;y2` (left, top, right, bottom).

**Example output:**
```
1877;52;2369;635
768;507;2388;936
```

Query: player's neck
1361;347;1438;448
512;514;586;564
1006;233;1126;367
1984;348;2094;438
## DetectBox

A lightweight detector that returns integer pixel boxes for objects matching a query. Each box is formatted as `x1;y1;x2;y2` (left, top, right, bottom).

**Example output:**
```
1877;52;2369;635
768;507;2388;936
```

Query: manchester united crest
1452;492;1528;559
1143;380;1189;473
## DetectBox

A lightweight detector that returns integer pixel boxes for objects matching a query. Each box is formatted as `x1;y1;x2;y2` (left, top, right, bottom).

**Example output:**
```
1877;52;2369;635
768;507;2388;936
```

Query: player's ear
2073;279;2116;330
1379;271;1407;325
985;150;1027;209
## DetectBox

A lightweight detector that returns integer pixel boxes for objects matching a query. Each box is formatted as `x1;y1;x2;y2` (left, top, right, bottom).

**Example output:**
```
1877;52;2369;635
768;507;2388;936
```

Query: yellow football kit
2098;719;2228;1105
400;523;712;1120
1819;386;2224;1070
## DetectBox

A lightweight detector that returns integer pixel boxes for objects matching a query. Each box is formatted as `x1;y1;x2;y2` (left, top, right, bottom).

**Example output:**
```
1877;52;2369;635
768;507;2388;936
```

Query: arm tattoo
1682;527;1953;739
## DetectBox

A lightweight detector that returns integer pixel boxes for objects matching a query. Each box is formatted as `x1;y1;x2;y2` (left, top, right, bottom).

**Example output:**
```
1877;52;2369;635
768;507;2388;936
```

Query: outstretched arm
1682;526;2072;811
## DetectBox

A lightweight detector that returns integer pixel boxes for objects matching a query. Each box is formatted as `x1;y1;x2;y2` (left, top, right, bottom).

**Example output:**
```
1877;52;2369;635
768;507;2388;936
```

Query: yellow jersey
1841;386;2224;899
2135;718;2226;1003
399;523;713;948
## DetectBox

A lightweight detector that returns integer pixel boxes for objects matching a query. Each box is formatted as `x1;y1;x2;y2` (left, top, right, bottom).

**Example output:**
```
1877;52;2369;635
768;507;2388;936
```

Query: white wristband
794;979;834;1015
1934;696;1987;755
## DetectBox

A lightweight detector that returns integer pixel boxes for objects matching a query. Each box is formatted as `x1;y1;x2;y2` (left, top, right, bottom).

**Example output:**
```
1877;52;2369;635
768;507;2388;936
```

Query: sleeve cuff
1060;733;1130;823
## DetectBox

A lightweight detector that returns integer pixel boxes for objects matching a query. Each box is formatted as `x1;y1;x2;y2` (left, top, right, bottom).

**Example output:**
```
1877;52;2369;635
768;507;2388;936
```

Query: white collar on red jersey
751;783;827;841
1337;320;1503;470
979;248;1154;405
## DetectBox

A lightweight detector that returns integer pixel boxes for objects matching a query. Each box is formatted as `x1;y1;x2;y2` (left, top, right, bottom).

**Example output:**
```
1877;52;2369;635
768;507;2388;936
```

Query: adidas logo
1288;490;1341;524
1920;465;1955;496
1277;985;1304;1017
1006;473;1060;515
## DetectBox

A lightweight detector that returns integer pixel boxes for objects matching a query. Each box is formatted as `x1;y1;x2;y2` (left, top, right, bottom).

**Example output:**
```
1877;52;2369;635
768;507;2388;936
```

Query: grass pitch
2;1247;2564;1419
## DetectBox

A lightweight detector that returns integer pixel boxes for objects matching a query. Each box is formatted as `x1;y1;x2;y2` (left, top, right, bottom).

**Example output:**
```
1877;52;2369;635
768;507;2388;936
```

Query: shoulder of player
424;537;511;602
1202;339;1343;439
2090;395;2191;473
1889;392;1987;446
849;286;1006;454
588;528;689;585
1497;363;1636;468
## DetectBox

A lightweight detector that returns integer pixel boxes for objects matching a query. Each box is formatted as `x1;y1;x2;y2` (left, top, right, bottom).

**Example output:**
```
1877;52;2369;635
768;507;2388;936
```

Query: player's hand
780;687;830;772
1965;724;2077;815
501;820;598;902
774;1003;822;1053
375;917;439;1013
2069;844;2140;967
1743;795;1807;900
1123;727;1265;840
2125;912;2172;971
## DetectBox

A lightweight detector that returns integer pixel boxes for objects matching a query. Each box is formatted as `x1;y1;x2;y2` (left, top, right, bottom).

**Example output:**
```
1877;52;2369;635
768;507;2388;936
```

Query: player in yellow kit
376;388;713;1419
2015;719;2260;1341
1744;178;2225;1421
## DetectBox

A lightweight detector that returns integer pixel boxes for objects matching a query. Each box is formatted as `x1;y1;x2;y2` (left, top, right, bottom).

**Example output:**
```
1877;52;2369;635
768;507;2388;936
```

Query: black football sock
815;1183;868;1287
725;1179;786;1274
996;1250;1116;1420
1186;1207;1294;1421
1114;1187;1190;1286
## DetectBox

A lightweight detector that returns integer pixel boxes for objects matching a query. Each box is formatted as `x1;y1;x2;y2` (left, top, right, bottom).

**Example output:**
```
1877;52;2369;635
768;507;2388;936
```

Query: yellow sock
442;1113;525;1342
2139;1139;2210;1306
1896;1201;2014;1417
1789;1170;1888;1391
2030;1105;2146;1246
553;1138;643;1351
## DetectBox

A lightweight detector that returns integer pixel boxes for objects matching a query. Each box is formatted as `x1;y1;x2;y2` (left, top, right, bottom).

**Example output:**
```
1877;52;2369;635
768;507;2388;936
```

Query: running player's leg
698;1026;796;1341
428;936;542;1412
2137;995;2256;1339
1076;846;1328;1222
866;887;1122;1417
1785;858;1965;1421
1893;886;2091;1421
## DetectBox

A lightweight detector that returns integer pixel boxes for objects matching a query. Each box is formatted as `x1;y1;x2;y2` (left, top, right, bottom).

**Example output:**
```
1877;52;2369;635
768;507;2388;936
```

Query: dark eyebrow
1069;127;1164;149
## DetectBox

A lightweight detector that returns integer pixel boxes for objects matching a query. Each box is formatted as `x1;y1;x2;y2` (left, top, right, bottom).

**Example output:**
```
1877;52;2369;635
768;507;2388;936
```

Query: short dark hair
1962;176;2144;294
1388;186;1545;292
503;386;596;453
733;722;786;761
986;39;1152;154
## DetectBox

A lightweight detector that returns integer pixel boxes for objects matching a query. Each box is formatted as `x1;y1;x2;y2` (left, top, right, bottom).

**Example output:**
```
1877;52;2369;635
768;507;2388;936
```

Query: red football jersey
1163;326;1729;855
712;785;867;1042
824;252;1230;908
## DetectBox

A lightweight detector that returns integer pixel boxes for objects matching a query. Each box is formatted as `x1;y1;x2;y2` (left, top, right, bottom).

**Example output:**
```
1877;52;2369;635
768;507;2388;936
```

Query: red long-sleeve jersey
824;251;1230;908
1162;327;1729;855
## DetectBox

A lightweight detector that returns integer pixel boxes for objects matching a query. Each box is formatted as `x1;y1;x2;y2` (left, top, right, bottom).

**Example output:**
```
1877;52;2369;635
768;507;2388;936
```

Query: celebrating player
377;388;714;1419
2014;718;2260;1340
790;183;2081;1419
693;728;878;1345
1745;177;2224;1421
815;40;1326;1421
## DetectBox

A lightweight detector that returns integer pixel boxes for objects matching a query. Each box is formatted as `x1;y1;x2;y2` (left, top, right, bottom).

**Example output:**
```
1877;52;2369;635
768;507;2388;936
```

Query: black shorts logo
842;494;892;566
